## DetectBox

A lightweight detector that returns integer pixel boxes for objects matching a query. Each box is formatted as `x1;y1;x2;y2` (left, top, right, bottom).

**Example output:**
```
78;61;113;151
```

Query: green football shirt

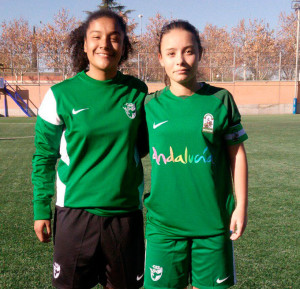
32;71;148;220
144;83;248;237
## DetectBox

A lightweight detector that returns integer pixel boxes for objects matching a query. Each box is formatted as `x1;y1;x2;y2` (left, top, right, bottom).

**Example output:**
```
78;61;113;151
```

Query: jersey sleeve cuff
33;200;52;220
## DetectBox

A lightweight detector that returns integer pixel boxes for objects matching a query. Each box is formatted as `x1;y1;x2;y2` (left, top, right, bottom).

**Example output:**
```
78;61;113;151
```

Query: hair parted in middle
68;9;132;73
158;20;203;85
158;20;203;57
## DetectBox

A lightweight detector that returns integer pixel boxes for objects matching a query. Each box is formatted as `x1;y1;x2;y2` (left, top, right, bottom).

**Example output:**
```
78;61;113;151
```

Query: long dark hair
69;9;132;73
158;20;203;85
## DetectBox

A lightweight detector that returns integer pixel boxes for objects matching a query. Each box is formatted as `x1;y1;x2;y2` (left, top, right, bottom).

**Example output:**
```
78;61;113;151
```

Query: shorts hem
191;282;235;289
52;281;98;289
144;282;189;289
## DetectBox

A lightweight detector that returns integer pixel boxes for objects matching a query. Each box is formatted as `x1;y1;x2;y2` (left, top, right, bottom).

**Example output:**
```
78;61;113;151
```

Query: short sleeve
223;92;248;145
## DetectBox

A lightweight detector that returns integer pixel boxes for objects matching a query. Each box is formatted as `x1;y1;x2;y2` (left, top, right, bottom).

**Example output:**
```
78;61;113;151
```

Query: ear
198;48;203;62
158;53;164;67
84;39;87;53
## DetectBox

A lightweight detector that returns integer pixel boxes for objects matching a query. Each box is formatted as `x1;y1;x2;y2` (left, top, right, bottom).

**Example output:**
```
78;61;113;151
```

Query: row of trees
0;3;298;82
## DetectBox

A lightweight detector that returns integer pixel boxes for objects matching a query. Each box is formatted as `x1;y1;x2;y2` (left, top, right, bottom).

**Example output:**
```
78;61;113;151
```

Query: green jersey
32;71;148;220
144;84;248;237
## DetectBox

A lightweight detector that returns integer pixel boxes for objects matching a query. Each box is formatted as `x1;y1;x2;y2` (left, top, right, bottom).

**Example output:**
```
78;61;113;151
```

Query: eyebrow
89;30;121;35
164;45;194;51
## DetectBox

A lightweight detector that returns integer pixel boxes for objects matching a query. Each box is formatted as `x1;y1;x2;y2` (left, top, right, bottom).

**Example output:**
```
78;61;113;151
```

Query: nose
99;36;110;49
175;53;185;65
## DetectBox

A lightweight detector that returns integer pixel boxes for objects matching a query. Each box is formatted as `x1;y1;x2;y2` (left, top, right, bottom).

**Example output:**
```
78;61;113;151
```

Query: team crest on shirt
150;265;163;281
202;113;214;133
123;103;136;119
53;262;61;279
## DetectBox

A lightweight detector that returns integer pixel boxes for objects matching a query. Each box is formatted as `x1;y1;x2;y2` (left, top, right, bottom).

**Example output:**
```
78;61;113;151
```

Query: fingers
230;224;242;241
45;221;52;239
229;216;243;241
34;220;51;243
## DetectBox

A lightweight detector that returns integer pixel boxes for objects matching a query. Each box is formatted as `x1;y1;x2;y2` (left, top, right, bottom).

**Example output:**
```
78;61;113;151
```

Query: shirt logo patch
150;265;163;281
153;120;168;129
202;113;214;133
72;108;89;115
216;276;230;284
53;262;61;279
123;103;136;119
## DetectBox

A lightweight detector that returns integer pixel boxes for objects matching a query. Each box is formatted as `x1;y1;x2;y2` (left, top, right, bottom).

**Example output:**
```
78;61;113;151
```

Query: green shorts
144;233;235;289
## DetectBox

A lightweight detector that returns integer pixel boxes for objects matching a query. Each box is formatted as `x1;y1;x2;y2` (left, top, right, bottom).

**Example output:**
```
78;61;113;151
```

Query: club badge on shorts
202;113;214;133
150;265;163;281
53;262;61;279
123;103;136;119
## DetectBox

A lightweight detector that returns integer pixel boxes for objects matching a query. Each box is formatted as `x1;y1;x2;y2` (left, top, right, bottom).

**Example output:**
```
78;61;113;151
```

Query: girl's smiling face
159;28;200;87
84;16;124;80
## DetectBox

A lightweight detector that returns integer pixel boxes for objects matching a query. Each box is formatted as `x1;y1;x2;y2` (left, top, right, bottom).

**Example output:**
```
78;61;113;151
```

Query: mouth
174;69;189;74
95;52;113;57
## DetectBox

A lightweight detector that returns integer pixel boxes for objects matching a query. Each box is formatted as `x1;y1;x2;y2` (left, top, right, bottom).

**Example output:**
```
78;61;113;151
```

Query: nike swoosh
137;274;144;281
216;276;230;284
153;120;168;129
72;108;89;115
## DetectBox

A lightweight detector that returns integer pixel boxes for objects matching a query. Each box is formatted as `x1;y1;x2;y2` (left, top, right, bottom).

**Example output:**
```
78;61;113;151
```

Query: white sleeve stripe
38;88;62;125
224;128;246;140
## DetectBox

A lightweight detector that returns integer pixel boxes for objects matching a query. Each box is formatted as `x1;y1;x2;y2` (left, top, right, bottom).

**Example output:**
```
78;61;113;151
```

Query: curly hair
69;9;132;73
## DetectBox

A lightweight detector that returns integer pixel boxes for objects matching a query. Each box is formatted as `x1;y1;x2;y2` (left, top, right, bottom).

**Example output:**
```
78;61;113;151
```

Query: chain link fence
0;51;297;84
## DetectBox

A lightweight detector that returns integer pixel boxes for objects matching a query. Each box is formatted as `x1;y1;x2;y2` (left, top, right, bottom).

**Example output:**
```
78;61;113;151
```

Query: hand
230;206;247;241
34;220;52;243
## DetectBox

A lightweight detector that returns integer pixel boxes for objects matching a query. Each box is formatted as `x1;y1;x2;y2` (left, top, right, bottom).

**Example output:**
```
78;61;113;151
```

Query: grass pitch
0;115;299;288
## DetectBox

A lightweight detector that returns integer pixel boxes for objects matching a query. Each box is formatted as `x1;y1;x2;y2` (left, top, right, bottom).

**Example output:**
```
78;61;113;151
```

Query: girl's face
159;28;200;87
84;17;124;79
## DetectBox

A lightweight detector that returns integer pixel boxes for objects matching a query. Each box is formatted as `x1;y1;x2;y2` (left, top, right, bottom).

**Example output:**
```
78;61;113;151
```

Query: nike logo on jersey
216;276;230;284
136;273;144;281
153;120;168;129
72;108;89;115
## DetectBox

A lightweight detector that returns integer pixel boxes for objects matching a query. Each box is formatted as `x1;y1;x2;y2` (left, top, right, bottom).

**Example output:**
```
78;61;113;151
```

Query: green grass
0;115;299;288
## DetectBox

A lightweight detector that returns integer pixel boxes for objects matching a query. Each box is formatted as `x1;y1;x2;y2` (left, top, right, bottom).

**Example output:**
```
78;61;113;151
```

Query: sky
0;0;294;34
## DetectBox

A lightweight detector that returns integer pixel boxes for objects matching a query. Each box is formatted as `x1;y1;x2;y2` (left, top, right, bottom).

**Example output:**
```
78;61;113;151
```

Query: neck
170;79;201;97
86;67;117;81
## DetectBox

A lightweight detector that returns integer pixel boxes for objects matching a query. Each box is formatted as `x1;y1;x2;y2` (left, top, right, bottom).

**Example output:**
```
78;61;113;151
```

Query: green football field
0;115;299;288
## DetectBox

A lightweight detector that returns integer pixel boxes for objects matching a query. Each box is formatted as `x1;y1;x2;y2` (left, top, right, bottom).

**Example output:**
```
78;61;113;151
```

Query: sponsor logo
150;265;163;281
216;276;230;284
202;113;214;133
123;103;136;119
153;120;168;129
152;146;213;166
72;108;89;115
137;273;144;281
53;262;61;279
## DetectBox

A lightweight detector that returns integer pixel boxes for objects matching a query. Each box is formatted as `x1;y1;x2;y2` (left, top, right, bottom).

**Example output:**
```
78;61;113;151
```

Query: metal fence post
138;53;140;79
209;53;212;82
233;51;236;82
278;51;281;81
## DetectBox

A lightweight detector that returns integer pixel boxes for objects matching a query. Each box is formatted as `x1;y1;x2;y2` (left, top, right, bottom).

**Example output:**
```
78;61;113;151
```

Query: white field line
0;123;35;125
0;136;35;140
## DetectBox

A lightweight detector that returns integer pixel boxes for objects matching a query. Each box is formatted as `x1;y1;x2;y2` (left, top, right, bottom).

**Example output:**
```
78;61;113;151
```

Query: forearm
228;143;248;202
231;143;248;210
32;116;62;220
228;143;248;239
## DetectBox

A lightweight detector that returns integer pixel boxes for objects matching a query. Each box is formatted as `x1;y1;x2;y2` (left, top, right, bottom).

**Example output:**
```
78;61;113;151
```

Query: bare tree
232;19;276;80
0;19;35;82
38;9;78;78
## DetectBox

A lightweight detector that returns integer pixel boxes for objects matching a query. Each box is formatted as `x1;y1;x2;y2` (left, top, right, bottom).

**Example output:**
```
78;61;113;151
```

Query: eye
110;37;120;43
167;52;175;56
186;49;193;54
